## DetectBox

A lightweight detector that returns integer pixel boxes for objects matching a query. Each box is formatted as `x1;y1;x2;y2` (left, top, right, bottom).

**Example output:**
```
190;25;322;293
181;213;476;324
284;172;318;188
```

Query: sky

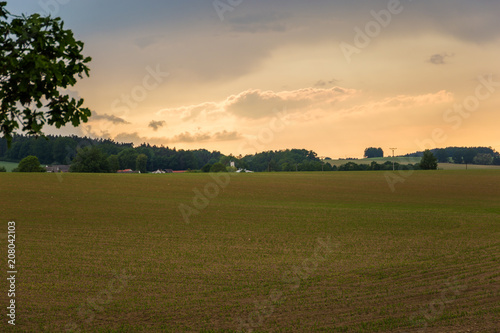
7;0;500;158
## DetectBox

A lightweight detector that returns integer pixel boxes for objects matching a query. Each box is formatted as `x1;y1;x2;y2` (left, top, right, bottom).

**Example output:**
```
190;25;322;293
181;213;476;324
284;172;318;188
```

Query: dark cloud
427;53;454;65
148;120;166;131
90;112;130;124
314;79;339;87
227;12;289;33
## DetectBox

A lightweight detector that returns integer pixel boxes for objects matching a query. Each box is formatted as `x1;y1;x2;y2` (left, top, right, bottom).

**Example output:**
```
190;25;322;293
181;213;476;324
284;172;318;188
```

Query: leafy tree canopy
15;155;45;172
419;149;438;170
364;147;384;158
210;162;227;173
0;2;92;145
136;153;148;173
69;146;110;173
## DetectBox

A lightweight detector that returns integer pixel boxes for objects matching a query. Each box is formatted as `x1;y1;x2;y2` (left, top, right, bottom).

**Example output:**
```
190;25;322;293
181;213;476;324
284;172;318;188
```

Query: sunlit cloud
158;86;359;121
89;112;130;124
113;130;242;146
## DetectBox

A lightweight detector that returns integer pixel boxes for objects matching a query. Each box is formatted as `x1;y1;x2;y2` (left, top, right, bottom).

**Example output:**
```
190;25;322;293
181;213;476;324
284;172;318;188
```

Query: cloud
171;132;211;143
157;86;357;121
427;53;454;65
225;87;357;119
180;102;221;121
166;130;242;143
213;130;242;141
225;90;290;119
227;12;289;33
157;86;359;122
90;112;130;124
112;130;242;146
148;120;166;131
114;132;145;144
340;90;454;117
314;79;339;87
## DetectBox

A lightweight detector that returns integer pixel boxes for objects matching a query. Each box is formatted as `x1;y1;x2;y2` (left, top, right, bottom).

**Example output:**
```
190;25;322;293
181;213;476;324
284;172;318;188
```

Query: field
0;171;499;332
0;161;18;172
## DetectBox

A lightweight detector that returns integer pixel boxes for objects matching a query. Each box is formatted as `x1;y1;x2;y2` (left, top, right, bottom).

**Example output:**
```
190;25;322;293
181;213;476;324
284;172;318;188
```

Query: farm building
117;169;140;173
45;165;70;173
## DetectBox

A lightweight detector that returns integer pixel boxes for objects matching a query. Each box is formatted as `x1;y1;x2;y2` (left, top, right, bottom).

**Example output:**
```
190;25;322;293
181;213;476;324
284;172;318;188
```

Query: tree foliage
210;162;227;172
406;147;497;166
201;163;212;172
473;153;493;165
135;154;148;173
241;149;322;172
107;154;120;173
118;148;138;170
15;155;45;172
462;149;476;168
364;147;384;158
69;146;110;173
419;149;438;170
1;134;498;173
0;2;92;145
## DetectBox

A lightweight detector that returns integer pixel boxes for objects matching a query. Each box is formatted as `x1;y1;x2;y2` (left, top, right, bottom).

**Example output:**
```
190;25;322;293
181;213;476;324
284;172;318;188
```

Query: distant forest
1;135;499;172
0;134;325;172
405;147;500;165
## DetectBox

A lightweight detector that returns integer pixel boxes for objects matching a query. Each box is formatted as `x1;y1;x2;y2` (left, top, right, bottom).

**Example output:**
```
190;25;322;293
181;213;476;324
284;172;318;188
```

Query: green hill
0;161;18;172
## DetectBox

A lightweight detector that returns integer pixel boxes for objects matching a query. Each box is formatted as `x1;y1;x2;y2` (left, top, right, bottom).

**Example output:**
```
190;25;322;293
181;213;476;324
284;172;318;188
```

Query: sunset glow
9;0;500;157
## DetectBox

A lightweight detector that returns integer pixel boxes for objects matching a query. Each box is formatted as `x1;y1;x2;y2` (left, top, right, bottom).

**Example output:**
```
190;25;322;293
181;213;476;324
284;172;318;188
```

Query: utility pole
389;148;397;171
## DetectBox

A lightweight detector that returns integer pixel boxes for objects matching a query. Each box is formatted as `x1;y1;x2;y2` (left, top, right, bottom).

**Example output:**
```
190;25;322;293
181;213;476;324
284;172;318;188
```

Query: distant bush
0;166;6;172
364;147;384;158
210;162;227;172
419;150;438;170
335;161;421;171
201;164;212;172
16;156;46;172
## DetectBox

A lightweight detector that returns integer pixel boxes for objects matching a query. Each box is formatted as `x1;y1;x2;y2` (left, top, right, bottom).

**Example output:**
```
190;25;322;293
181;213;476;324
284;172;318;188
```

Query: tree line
0;134;223;172
2;135;497;173
405;147;500;166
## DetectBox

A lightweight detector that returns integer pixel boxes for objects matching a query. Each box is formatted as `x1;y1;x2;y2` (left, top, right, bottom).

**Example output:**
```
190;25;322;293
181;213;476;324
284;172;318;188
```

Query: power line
389;148;397;171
